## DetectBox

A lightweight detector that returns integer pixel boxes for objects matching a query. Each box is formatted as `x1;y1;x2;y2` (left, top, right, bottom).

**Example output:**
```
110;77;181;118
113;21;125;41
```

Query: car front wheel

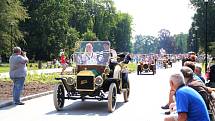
53;83;65;111
108;83;117;112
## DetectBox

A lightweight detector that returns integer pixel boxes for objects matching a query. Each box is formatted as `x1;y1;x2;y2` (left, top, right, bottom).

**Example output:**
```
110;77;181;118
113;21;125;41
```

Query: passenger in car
98;42;110;65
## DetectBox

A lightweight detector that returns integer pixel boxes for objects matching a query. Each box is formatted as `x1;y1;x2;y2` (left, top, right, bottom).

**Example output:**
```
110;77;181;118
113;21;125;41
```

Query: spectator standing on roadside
9;47;28;105
60;50;68;75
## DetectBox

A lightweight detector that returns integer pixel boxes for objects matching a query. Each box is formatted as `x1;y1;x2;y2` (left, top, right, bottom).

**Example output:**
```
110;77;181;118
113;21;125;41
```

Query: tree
158;29;175;54
0;0;28;62
113;13;132;52
19;0;132;61
189;0;215;54
92;0;117;40
21;0;77;60
82;30;97;41
133;35;159;54
174;33;188;53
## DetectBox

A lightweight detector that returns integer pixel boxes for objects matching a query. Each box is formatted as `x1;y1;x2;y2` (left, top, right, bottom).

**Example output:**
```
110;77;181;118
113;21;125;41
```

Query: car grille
77;76;94;91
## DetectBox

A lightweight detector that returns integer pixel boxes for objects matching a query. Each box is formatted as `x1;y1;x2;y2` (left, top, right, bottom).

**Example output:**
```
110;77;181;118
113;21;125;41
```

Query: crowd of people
162;53;215;121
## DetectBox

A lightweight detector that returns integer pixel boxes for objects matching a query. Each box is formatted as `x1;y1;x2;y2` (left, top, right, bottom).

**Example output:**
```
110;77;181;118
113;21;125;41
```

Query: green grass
25;73;60;84
1;72;60;84
0;62;49;73
0;64;10;73
127;63;137;73
0;62;137;83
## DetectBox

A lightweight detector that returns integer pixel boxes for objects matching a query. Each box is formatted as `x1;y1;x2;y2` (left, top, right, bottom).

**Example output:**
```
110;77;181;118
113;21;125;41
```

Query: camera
21;51;26;56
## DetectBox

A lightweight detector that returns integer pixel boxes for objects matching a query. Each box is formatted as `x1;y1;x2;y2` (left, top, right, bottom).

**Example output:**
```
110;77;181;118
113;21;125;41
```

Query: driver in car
82;43;97;65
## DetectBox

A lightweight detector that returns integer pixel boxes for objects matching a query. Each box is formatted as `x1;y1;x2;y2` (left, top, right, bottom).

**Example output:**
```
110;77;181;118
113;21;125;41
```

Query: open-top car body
137;54;156;75
162;54;172;69
53;41;130;112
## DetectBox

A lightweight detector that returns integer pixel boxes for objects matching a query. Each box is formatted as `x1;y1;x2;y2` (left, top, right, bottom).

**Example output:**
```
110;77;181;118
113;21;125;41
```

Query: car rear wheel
108;83;117;112
53;83;65;111
123;80;130;102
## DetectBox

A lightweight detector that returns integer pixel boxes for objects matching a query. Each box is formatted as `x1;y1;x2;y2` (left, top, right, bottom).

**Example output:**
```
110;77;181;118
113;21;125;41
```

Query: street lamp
10;22;14;55
192;34;195;52
194;25;199;54
191;39;194;52
204;0;208;72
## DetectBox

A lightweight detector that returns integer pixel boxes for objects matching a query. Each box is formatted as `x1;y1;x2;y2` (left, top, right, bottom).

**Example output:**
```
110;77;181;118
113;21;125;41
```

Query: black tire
137;65;140;75
53;83;65;111
137;68;139;75
123;79;130;102
108;83;117;112
164;64;167;69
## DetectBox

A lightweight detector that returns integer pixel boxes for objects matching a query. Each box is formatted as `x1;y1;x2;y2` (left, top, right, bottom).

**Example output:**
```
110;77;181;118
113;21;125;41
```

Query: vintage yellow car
53;41;130;112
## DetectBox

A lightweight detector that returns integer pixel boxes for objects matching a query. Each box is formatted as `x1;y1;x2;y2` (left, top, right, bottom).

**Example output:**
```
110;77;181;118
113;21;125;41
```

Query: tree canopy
189;0;215;55
133;30;188;54
0;0;28;61
0;0;133;61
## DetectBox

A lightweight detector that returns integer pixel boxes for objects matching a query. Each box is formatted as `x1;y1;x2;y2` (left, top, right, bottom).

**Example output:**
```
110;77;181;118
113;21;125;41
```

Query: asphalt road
0;62;182;121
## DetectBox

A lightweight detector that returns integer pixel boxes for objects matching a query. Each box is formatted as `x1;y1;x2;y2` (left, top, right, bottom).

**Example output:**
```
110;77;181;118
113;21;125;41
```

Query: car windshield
73;41;110;65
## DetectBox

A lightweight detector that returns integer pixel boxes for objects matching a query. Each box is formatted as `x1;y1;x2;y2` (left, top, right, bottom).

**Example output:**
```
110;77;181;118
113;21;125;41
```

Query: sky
114;0;196;37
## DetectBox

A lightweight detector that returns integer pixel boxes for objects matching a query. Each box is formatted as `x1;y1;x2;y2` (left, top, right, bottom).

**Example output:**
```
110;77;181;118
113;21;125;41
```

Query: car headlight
67;77;76;85
95;76;103;86
104;67;110;75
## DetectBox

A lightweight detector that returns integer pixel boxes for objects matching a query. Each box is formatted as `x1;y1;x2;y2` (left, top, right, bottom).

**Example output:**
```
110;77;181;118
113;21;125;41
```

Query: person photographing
9;47;28;105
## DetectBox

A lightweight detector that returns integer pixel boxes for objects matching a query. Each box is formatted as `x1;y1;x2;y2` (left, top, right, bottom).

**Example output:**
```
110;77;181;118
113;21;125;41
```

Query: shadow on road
0;103;18;110
46;101;125;116
137;73;154;75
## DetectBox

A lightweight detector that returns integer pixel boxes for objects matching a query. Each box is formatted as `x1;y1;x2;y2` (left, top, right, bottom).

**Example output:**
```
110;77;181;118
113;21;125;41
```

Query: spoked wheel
137;65;140;75
153;70;156;75
53;83;65;111
108;83;117;112
123;79;130;102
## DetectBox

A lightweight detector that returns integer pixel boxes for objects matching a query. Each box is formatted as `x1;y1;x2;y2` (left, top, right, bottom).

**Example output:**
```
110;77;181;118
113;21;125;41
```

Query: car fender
113;64;122;79
102;78;120;93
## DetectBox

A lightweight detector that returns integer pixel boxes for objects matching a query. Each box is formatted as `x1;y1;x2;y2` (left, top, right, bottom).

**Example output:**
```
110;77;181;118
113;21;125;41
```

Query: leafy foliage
113;13;132;52
174;33;188;53
189;0;215;54
133;35;159;54
17;0;133;61
0;0;133;62
133;30;188;54
0;0;28;61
